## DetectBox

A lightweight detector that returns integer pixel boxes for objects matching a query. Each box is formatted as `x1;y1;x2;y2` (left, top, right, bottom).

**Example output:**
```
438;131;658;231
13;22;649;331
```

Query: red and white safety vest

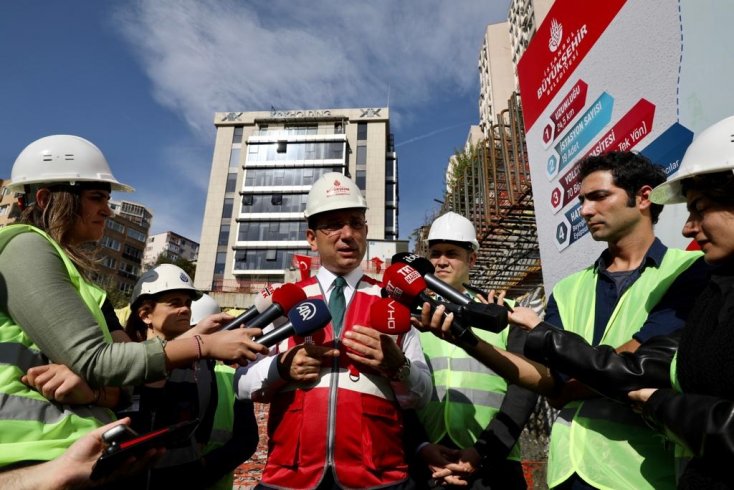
261;275;408;489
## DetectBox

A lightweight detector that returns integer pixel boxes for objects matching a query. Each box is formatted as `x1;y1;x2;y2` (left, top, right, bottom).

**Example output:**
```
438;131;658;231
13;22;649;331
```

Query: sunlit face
141;291;194;340
683;189;734;265
306;208;368;275
429;243;475;291
578;170;646;243
70;189;112;244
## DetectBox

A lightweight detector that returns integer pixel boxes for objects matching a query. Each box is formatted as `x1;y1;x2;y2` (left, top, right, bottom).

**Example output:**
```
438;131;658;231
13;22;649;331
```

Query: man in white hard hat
410;212;537;489
237;172;431;489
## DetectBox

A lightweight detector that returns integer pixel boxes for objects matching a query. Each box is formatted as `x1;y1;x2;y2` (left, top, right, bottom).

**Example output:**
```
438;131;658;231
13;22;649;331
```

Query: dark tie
329;276;347;337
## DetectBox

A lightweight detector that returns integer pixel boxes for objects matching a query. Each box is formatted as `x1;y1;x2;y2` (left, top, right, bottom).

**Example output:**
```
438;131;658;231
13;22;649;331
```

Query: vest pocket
360;394;404;470
267;390;304;467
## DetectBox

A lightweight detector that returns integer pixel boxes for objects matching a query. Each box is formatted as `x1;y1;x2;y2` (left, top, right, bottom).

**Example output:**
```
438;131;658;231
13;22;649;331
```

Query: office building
144;231;199;270
478;22;515;135
195;107;397;292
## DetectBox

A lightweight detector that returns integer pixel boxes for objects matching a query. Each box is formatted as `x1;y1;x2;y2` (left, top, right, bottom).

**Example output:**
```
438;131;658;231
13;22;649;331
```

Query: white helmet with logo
130;264;202;307
9;134;134;192
651;115;734;204
190;293;221;326
304;172;367;218
427;211;479;251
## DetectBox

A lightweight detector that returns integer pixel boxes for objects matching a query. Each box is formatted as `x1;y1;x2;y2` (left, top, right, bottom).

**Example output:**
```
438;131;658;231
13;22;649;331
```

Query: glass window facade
237;221;307;241
240;193;308;213
245;141;343;162
234;248;311;271
243;167;336;187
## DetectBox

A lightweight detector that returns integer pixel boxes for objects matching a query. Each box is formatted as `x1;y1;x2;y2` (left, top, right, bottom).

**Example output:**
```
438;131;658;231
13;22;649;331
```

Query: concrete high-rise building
478;22;515;136
195;107;397;292
96;200;151;297
0;180;21;227
508;0;554;85
144;231;199;270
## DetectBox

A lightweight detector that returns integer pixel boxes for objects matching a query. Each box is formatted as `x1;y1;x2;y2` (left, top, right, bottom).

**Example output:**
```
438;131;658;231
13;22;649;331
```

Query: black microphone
391;252;470;306
223;285;276;330
246;283;307;329
381;262;479;346
255;299;331;347
390;254;509;333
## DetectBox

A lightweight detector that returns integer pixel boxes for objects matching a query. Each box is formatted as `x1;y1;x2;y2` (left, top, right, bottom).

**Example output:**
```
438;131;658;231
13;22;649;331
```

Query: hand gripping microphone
223;285;276;331
369;297;412;335
243;283;307;329
254;298;332;347
381;262;478;346
391;253;509;333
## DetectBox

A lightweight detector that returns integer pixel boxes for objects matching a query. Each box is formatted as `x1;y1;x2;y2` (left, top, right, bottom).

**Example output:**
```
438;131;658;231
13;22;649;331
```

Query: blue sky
0;0;511;244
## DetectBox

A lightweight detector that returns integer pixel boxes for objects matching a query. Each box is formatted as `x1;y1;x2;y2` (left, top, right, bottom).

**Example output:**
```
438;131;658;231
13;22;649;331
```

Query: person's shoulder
3;227;55;254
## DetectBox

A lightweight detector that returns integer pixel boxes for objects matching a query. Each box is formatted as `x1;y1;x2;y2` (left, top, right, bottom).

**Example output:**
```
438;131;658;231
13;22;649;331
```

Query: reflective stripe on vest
418;293;520;459
547;248;701;490
0;225;114;467
203;364;237;490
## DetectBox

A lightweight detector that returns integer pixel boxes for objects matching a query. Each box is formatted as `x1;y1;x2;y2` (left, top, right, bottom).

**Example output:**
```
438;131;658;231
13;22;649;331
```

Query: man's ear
468;251;478;268
637;185;654;211
306;229;318;252
35;188;51;209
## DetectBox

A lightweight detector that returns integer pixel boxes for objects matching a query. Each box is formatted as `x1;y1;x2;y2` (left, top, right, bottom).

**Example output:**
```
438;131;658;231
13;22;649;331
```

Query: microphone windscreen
382;263;428;303
370;298;411;334
391;252;435;276
253;286;275;312
271;283;307;313
287;299;332;336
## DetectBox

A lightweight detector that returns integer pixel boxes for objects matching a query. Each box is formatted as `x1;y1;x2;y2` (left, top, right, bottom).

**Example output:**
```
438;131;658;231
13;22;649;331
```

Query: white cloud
114;0;503;135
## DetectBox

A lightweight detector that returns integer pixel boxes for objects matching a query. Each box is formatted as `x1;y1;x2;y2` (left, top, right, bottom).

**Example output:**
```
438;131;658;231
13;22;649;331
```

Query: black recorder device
90;419;199;480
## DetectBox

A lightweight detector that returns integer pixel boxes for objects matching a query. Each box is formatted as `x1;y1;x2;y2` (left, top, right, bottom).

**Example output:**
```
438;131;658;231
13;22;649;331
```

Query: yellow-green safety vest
0;225;114;467
548;248;701;490
418;294;521;461
204;363;237;490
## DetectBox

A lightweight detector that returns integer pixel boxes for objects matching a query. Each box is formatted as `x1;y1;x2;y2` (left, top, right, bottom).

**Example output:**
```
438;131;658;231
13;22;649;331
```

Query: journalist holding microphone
236;172;431;489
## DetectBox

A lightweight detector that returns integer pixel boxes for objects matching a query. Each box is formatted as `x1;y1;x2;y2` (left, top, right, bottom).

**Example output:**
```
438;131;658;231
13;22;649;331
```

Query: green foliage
154;252;196;278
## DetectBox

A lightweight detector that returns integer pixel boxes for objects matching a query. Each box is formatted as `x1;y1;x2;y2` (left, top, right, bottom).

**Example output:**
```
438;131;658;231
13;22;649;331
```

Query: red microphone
381;262;432;309
369;298;412;335
246;283;307;328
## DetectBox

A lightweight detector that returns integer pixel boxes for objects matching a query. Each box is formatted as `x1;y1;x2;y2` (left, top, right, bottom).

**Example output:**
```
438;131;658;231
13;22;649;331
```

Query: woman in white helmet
624;116;734;488
0;135;268;471
122;266;259;489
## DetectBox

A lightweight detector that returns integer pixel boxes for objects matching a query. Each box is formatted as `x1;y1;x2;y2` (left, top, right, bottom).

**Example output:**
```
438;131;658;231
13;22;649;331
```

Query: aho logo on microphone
296;301;317;321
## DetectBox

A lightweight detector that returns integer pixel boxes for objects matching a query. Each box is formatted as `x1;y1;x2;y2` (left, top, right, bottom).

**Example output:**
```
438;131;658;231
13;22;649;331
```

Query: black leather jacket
524;322;734;474
524;322;678;402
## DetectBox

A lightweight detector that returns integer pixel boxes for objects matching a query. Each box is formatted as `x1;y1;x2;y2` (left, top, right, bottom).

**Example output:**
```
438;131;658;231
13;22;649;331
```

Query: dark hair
578;151;666;224
680;171;734;206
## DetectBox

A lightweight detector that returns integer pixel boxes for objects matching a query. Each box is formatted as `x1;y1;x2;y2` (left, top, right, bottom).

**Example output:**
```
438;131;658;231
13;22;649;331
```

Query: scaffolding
439;93;543;297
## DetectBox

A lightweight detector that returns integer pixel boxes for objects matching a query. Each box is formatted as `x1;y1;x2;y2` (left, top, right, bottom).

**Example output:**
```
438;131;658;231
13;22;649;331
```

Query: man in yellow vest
419;152;709;490
412;212;537;489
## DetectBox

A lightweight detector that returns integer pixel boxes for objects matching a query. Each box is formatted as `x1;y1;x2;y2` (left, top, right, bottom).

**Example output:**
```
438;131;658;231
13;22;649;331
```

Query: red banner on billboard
549;98;656;213
517;0;627;131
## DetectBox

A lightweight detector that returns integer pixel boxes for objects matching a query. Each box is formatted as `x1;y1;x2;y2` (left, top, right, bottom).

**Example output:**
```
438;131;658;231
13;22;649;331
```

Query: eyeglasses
315;218;367;236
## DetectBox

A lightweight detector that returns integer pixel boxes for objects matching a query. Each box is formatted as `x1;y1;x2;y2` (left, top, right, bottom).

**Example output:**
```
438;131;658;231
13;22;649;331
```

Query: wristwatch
390;356;411;382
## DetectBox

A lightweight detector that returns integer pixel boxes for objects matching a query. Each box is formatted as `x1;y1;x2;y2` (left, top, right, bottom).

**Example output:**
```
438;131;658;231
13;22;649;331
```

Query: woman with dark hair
627;116;734;488
0;135;267;471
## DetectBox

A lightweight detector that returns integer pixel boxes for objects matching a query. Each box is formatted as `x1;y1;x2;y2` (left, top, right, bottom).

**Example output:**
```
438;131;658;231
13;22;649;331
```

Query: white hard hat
427;212;479;251
651;115;734;204
190;293;221;326
130;264;202;307
9;135;134;192
304;172;367;218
